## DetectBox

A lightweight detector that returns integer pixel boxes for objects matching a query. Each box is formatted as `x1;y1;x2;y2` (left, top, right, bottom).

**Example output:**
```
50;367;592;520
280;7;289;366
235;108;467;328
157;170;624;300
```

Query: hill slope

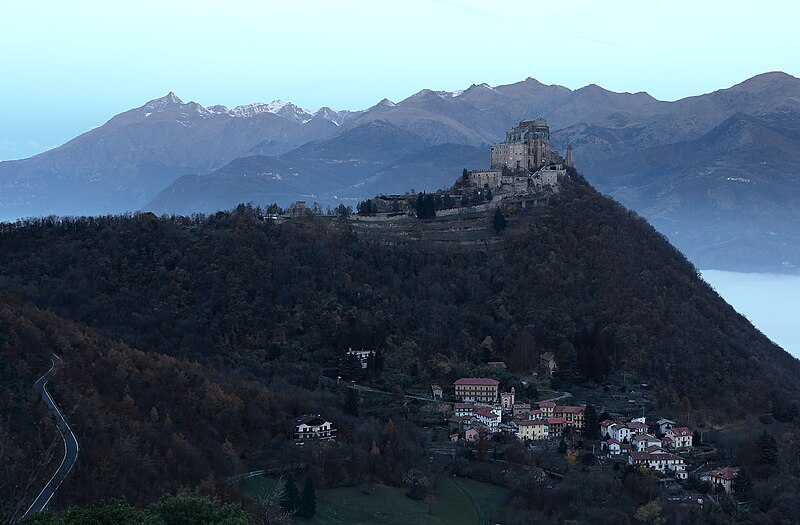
2;172;797;422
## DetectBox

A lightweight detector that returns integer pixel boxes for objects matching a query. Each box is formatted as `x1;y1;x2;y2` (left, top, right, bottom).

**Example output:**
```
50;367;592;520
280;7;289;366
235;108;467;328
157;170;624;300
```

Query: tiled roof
547;417;566;424
538;401;556;408
630;451;683;462
454;378;500;386
668;427;692;437
518;419;548;426
709;467;738;480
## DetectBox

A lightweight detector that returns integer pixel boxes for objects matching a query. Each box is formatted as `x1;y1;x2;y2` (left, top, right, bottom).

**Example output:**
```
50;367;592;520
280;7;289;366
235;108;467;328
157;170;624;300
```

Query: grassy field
241;475;506;525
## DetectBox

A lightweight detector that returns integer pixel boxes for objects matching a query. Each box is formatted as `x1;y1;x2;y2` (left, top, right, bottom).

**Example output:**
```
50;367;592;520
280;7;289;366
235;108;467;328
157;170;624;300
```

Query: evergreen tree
584;404;599;440
345;387;360;416
280;473;299;513
415;193;436;219
493;207;507;233
732;467;753;499
757;431;779;467
297;478;316;518
558;435;567;453
338;352;363;381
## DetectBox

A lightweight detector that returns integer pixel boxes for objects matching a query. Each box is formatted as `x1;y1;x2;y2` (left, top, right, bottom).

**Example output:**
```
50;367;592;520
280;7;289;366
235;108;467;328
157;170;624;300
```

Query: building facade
665;427;693;449
709;467;738;493
454;378;500;403
517;419;549;441
490;118;551;171
295;415;336;445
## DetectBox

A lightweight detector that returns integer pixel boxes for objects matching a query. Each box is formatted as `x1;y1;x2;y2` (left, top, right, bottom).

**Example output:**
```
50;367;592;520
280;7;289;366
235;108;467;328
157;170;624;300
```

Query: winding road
20;354;79;520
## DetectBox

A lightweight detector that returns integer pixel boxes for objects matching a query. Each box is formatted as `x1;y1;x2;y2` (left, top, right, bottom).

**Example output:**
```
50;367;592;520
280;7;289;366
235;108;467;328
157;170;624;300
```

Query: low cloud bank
702;270;800;359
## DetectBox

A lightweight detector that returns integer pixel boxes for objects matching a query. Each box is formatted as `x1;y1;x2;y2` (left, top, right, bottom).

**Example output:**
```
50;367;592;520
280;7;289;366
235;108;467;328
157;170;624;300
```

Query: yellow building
517;419;549;441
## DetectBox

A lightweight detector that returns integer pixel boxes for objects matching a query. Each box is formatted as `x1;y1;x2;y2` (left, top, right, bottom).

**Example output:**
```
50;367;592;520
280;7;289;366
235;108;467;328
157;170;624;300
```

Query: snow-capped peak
142;92;184;112
207;104;229;114
228;100;315;122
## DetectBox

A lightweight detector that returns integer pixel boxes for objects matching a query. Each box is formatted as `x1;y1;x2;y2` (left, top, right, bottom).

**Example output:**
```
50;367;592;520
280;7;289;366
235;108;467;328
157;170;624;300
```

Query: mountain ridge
3;72;800;271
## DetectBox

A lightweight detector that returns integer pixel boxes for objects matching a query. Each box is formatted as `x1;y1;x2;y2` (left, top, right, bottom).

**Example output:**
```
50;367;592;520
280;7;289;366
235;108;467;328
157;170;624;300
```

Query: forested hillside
2;171;797;423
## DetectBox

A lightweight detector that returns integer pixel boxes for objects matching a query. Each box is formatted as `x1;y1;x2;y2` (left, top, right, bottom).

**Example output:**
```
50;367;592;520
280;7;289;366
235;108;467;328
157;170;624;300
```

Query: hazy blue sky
2;0;799;161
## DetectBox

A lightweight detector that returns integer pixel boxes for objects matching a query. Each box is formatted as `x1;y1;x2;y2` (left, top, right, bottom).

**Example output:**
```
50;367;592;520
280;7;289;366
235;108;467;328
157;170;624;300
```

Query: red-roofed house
547;417;566;437
602;438;622;455
538;401;556;417
665;427;693;449
474;407;501;431
600;419;616;438
709;467;738;493
554;406;585;429
627;422;649;434
632;433;662;452
454;378;500;403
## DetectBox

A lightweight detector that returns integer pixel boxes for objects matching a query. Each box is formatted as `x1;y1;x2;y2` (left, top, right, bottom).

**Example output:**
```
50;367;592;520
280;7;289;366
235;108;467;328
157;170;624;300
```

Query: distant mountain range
2;72;799;272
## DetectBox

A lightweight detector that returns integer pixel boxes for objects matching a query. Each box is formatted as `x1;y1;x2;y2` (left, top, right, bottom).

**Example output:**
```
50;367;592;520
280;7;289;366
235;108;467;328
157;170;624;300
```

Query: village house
709;467;739;493
629;449;688;479
665;427;693;449
600;419;616;438
554;405;585;429
430;384;443;400
465;427;480;442
517;419;549;441
631;433;662;452
512;403;532;416
547;417;566;437
454;378;500;403
603;439;621;455
538;401;556;417
294;415;336;445
601;418;651;442
346;348;373;369
474;407;502;432
540;352;558;377
656;418;676;435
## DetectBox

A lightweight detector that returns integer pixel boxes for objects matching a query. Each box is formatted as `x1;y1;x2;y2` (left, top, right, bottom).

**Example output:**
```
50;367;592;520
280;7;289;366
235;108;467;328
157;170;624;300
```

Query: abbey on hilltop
464;118;574;192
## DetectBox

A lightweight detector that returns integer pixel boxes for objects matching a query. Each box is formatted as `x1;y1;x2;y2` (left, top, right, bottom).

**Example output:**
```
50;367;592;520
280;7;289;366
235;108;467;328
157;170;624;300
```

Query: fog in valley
702;270;800;359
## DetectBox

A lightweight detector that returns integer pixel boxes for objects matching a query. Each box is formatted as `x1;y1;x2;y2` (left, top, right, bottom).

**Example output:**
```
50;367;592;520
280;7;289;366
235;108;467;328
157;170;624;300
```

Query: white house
631;433;662;452
295;415;336;445
629;450;688;479
474;407;502;431
608;423;633;443
627;421;649;435
346;348;373;369
603;438;622;455
665;427;693;449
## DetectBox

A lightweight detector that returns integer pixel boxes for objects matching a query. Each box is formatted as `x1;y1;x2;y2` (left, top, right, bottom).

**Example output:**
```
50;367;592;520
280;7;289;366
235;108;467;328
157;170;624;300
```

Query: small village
293;345;747;507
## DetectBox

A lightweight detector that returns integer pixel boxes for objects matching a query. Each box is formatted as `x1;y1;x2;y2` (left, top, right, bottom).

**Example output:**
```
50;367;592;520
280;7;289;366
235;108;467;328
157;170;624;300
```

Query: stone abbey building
491;117;552;171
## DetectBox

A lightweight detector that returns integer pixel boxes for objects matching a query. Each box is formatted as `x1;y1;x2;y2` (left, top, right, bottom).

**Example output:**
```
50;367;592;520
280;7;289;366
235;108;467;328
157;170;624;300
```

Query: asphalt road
21;354;79;520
